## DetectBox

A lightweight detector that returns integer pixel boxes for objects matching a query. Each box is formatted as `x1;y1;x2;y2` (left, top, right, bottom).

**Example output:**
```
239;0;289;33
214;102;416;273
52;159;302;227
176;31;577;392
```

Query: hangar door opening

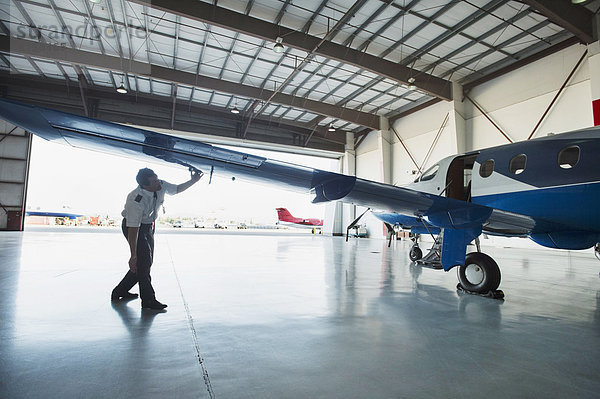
0;122;31;231
25;135;338;229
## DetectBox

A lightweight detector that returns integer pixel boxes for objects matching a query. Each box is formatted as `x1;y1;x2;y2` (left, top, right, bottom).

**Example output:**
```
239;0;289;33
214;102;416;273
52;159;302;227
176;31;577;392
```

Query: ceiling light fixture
89;0;102;3
328;123;335;132
571;0;587;4
407;77;416;91
117;76;127;94
116;78;127;94
231;98;240;114
273;37;284;53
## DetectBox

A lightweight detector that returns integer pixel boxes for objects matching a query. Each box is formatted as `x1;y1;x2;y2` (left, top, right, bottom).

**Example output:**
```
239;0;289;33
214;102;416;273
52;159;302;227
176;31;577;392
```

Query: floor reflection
0;233;23;352
111;299;165;336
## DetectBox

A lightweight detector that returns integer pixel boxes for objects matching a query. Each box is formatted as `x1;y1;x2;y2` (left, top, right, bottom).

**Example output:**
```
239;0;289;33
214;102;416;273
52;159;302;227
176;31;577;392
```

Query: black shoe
111;289;139;301
142;300;168;310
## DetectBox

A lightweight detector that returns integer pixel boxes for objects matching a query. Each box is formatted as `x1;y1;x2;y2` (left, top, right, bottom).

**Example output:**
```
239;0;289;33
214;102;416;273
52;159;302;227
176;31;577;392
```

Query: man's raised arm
176;171;203;193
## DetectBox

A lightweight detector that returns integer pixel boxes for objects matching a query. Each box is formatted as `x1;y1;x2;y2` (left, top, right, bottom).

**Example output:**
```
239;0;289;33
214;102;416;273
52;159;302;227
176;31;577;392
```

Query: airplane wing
0;99;537;269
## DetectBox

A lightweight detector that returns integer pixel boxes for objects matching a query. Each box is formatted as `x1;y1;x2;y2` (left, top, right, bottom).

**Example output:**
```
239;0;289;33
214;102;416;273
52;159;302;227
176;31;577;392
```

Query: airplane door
445;154;477;201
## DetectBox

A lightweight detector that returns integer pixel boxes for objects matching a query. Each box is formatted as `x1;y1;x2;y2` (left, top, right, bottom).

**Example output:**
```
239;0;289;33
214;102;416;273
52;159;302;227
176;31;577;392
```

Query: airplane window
558;146;580;169
479;159;494;178
419;164;439;182
509;154;527;175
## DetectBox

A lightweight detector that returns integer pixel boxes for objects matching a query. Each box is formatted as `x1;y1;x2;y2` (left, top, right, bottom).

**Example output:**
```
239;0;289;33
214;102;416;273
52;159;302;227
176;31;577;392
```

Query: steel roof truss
126;0;451;100
520;0;594;44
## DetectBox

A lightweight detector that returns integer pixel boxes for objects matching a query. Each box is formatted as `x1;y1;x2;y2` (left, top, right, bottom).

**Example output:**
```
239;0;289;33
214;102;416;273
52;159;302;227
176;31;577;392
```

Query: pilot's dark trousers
114;218;156;304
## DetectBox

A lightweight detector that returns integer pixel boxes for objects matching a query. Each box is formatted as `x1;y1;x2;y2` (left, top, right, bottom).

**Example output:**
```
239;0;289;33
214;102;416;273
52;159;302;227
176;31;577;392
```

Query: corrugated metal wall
0;120;31;230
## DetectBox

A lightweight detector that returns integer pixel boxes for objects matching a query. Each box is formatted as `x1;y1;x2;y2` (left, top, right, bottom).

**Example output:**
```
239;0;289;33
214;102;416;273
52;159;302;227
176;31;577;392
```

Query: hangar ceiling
0;0;598;153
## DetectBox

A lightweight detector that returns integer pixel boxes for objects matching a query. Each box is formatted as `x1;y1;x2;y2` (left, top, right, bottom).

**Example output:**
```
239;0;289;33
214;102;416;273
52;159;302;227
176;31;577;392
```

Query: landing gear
409;234;423;261
415;236;443;269
409;245;422;262
457;252;503;298
407;226;504;298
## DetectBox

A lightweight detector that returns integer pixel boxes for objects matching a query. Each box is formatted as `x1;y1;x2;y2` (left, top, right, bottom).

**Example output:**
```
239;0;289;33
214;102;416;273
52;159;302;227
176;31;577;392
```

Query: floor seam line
166;238;216;399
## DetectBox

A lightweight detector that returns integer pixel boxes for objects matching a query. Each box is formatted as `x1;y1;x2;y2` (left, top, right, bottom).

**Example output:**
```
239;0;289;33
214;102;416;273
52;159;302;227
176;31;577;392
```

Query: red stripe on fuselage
593;98;600;126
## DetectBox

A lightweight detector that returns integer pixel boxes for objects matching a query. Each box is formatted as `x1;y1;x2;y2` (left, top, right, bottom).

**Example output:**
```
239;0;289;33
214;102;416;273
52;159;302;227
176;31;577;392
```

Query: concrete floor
1;226;599;398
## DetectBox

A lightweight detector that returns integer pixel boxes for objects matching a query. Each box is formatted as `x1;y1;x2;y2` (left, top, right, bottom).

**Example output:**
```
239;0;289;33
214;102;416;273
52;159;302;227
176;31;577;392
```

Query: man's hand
128;255;137;273
177;170;204;193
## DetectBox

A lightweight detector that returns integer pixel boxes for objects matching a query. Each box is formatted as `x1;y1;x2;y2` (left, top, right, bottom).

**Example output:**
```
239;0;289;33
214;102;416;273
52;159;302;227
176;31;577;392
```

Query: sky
26;135;338;225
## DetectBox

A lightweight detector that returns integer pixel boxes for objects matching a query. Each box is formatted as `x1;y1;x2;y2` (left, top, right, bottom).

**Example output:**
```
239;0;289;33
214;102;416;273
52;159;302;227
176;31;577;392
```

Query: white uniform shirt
122;180;177;227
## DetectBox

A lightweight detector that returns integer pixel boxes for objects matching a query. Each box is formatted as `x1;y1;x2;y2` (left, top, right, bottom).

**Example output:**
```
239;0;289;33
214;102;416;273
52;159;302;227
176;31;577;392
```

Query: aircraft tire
457;252;501;293
409;246;423;262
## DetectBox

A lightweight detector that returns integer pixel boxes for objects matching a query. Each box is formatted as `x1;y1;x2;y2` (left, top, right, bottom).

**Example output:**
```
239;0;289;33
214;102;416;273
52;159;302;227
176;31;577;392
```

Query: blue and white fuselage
372;128;600;252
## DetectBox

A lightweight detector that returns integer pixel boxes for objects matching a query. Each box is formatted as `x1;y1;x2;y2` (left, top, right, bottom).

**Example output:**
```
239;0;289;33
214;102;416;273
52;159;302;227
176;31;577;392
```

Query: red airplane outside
276;208;323;229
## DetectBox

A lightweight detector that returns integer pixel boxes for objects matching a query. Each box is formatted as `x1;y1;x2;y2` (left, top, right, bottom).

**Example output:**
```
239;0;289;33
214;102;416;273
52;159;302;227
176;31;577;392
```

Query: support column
588;41;600;126
450;81;468;153
341;131;356;234
323;132;354;236
377;116;392;184
343;132;356;175
0;119;32;231
361;117;393;239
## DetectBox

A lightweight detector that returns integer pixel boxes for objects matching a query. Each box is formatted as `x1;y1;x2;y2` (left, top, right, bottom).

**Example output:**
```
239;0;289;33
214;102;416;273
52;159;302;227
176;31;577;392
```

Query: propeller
384;222;396;247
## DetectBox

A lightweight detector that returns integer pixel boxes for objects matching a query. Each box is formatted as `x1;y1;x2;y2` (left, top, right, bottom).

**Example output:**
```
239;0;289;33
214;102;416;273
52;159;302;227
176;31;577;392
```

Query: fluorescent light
273;37;284;53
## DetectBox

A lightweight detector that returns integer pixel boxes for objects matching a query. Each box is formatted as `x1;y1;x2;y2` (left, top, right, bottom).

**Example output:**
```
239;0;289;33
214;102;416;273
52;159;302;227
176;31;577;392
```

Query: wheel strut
416;235;443;269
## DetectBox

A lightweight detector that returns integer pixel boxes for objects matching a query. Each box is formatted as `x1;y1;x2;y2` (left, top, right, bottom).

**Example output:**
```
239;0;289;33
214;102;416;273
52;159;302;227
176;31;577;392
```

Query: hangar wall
466;43;591;148
0;120;31;230
356;43;593;239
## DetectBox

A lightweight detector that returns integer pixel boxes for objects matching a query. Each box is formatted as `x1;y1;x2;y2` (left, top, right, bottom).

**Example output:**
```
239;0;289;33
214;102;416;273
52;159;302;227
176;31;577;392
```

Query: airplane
276;207;323;231
1;98;599;299
25;205;83;220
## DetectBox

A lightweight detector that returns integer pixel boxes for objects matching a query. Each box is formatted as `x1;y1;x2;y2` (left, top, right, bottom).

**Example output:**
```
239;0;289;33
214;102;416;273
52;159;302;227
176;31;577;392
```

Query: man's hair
136;168;156;187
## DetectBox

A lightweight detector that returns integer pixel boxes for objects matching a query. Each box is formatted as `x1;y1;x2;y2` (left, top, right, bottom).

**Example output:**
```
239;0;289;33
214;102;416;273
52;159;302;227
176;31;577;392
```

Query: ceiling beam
127;0;452;101
1;36;380;130
0;71;346;147
462;36;580;92
520;0;594;44
0;74;345;154
388;98;442;125
10;0;391;103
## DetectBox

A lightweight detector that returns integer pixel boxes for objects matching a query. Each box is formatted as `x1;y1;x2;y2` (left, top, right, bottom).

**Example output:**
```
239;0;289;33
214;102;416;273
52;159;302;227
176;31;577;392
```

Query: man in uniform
111;167;203;310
